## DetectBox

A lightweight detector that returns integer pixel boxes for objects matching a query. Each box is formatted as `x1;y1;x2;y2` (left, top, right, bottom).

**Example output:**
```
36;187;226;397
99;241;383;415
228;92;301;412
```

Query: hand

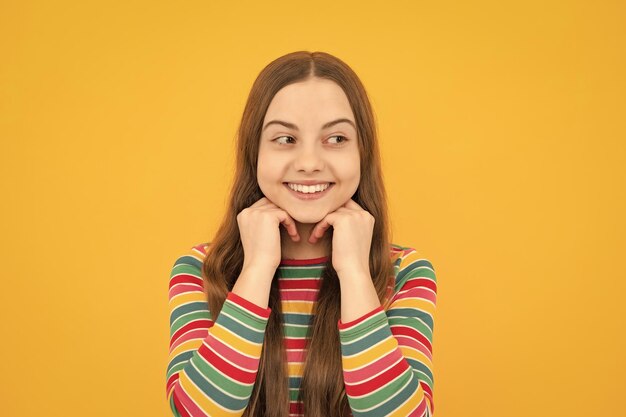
308;199;375;277
237;197;301;274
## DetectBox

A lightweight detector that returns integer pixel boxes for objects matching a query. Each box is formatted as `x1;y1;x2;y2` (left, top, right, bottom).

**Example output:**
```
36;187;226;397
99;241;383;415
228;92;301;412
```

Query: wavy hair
202;51;394;417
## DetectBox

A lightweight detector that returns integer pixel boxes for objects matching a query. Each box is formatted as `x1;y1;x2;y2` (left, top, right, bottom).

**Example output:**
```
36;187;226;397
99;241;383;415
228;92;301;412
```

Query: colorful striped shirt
166;242;437;417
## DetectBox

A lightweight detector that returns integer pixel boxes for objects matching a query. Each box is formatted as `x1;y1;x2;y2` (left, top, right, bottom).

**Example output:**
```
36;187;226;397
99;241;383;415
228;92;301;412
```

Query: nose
293;142;325;172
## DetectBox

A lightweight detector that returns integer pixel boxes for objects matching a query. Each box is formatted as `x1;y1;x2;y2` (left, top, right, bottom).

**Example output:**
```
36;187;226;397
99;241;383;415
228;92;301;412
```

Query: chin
289;212;325;225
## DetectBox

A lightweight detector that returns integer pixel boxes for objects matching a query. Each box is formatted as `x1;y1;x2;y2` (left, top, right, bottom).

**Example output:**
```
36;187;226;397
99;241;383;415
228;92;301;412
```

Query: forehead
263;78;355;127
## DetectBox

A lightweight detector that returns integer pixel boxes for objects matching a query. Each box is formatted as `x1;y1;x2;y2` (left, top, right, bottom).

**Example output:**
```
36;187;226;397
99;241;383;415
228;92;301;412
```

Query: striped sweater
166;242;437;417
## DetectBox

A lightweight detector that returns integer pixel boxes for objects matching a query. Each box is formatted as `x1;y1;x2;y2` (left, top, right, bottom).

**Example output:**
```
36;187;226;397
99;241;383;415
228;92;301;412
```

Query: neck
280;222;332;260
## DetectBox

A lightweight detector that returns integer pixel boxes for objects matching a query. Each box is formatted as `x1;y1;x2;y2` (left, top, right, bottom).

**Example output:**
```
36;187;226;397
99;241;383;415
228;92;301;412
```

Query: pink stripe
174;381;210;416
402;287;436;303
286;349;305;362
421;380;433;399
392;288;435;305
409;396;427;417
398;329;432;354
169;283;203;298
393;332;432;358
171;329;208;351
342;348;401;384
206;334;259;371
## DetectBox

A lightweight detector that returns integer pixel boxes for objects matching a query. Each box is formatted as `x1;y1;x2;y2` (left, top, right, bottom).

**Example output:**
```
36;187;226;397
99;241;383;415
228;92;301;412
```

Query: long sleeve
166;245;271;417
337;248;437;417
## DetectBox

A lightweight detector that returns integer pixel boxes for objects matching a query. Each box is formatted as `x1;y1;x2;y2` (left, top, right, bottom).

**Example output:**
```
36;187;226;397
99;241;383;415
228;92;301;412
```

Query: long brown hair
202;51;394;417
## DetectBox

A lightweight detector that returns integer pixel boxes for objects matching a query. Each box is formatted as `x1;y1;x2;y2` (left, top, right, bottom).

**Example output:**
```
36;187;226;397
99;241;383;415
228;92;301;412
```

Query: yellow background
1;0;624;416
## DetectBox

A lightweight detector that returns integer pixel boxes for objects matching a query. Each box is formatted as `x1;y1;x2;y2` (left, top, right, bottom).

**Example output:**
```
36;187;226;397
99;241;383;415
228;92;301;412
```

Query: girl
166;51;437;417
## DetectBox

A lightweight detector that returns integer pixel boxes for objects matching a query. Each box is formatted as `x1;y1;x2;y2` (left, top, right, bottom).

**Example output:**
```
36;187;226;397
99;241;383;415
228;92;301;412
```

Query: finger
249;197;273;208
277;211;300;241
309;216;334;243
342;198;363;210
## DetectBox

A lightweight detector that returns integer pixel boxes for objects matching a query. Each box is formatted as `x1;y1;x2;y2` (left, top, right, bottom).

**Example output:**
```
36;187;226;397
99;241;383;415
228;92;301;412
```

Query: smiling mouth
282;182;335;199
283;182;335;193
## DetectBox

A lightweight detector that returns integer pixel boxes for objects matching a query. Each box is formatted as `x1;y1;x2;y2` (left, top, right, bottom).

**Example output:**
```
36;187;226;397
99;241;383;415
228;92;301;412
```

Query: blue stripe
170;302;208;326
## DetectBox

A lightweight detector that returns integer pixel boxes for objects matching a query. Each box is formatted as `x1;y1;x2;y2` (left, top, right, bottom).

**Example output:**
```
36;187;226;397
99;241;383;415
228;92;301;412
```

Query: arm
166;244;272;417
337;248;437;417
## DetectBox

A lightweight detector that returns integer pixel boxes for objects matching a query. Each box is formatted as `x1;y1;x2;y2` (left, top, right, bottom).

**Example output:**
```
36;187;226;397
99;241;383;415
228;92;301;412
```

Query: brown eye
328;135;347;145
275;136;295;145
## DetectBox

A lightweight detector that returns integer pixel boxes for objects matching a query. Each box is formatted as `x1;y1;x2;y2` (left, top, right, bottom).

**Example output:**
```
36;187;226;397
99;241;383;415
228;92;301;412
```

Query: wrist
233;265;276;309
337;268;371;284
241;262;278;278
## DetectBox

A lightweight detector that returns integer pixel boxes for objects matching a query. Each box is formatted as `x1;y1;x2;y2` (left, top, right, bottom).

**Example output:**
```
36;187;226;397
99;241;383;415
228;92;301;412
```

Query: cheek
340;160;360;195
256;161;282;192
256;151;273;182
337;157;360;182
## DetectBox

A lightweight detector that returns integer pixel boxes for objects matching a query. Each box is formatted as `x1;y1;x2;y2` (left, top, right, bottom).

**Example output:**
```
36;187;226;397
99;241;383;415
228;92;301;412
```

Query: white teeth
287;183;331;193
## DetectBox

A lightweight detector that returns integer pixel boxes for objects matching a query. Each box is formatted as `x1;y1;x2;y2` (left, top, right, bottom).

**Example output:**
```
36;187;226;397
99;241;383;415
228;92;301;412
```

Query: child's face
257;77;361;225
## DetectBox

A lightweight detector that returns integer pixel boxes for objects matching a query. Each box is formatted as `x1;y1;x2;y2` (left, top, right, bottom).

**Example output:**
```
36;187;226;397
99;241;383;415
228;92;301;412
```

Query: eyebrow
262;118;356;132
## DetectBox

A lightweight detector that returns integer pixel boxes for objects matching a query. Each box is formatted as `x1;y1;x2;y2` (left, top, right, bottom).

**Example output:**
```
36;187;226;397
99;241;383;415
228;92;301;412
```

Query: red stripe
391;326;432;352
400;277;436;293
279;256;328;266
171;319;214;347
338;305;384;329
174;382;209;416
172;388;192;417
193;243;210;254
170;274;203;288
198;339;257;384
290;401;304;415
284;338;308;349
279;290;319;302
345;358;409;396
278;279;322;289
420;381;434;414
166;374;179;394
170;329;209;351
421;380;433;403
227;292;271;317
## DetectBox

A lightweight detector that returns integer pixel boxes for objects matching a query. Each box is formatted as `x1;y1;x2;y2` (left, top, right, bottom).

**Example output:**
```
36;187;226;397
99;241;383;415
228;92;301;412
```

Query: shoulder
169;242;211;282
171;242;210;267
388;243;437;293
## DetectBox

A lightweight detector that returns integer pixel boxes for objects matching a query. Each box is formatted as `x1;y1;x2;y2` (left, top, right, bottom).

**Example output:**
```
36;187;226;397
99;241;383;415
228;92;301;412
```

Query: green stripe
191;351;255;398
169;393;184;417
408;360;434;387
173;255;203;271
338;311;387;340
166;351;194;377
389;315;433;339
222;299;269;330
283;313;313;325
170;310;211;336
170;261;202;279
284;325;310;338
349;370;416;415
387;309;433;333
185;359;250;411
277;267;326;278
340;325;391;355
396;265;436;291
216;310;267;344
